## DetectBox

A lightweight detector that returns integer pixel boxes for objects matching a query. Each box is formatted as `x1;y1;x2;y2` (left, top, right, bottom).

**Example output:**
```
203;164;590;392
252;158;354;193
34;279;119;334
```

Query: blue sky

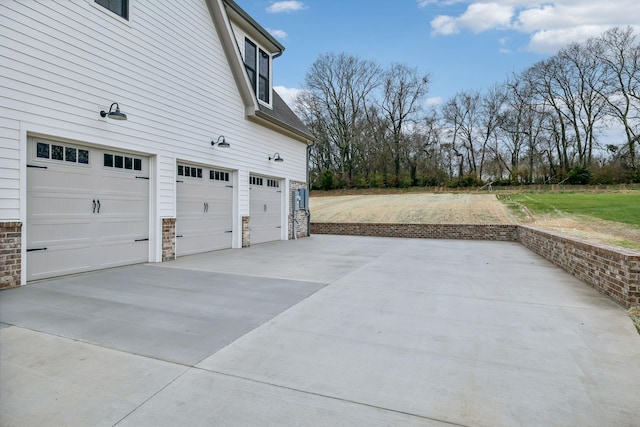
234;0;640;107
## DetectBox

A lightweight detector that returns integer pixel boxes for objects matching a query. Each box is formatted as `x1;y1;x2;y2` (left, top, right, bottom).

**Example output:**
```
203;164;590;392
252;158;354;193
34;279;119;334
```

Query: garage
249;175;282;244
26;139;150;281
175;163;233;256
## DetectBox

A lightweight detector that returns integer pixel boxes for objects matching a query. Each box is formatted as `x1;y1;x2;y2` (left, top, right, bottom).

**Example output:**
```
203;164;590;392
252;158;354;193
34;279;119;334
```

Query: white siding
0;0;307;234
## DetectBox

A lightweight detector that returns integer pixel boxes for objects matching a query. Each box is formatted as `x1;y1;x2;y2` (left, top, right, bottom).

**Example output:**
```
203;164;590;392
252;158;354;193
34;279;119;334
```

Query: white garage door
176;164;233;256
249;175;282;244
27;139;149;281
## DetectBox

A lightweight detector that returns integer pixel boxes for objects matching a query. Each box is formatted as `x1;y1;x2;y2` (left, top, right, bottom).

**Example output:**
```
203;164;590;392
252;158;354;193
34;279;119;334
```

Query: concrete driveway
1;235;639;426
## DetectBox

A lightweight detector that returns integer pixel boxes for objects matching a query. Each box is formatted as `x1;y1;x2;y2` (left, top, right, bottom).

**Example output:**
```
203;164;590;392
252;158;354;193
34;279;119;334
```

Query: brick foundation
289;180;309;239
242;216;250;248
312;222;640;308
0;221;22;289
162;218;176;261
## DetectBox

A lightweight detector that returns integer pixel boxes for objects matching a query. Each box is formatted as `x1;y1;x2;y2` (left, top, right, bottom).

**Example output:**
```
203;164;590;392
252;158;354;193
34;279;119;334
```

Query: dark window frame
95;0;129;20
244;38;271;104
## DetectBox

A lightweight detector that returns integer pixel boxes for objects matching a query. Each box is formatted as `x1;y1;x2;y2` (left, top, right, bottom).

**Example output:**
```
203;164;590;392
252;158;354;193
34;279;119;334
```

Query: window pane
37;142;50;159
104;153;113;167
115;155;123;168
134;158;142;171
245;39;257;92
178;165;183;176
65;147;77;162
95;0;128;20
197;168;202;178
78;149;89;164
125;157;133;169
52;145;64;161
258;50;270;103
184;167;190;177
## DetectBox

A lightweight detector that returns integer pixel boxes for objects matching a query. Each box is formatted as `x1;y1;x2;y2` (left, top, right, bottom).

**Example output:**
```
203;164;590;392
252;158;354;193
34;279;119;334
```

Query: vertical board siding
1;0;308;225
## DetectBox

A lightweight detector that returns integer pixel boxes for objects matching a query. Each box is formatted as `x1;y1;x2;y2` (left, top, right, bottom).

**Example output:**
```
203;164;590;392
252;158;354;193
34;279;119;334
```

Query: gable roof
206;0;313;144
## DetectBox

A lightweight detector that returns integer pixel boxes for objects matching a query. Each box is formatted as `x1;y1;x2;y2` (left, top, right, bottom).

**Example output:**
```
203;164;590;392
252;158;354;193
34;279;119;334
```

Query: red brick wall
242;216;250;248
0;221;22;289
162;218;176;261
312;223;519;241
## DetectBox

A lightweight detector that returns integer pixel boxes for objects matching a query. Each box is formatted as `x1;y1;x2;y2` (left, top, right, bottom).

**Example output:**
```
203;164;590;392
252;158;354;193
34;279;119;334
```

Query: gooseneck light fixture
211;136;230;148
269;152;284;162
100;102;127;120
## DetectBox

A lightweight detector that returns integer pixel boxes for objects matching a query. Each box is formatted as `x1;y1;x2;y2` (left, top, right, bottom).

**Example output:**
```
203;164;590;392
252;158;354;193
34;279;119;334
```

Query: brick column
289;180;309;239
162;218;176;261
0;221;22;289
242;216;250;247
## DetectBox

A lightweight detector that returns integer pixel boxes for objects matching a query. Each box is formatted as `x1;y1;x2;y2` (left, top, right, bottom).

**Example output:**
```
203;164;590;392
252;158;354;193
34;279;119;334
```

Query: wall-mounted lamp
100;102;127;120
211;136;230;148
269;152;284;162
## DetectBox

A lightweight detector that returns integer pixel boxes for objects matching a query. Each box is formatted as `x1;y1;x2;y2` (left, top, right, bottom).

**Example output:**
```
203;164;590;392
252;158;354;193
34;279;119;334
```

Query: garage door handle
176;235;184;238
92;199;96;213
135;238;149;242
27;247;47;252
27;164;47;169
97;199;101;213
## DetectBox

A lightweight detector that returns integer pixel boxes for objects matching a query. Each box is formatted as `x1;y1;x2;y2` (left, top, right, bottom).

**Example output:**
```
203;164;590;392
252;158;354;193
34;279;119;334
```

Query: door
249;175;282;244
176;164;233;256
27;140;149;281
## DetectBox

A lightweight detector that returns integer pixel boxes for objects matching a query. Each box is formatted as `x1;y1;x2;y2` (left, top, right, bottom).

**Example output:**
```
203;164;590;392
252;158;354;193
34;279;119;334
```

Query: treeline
294;27;640;189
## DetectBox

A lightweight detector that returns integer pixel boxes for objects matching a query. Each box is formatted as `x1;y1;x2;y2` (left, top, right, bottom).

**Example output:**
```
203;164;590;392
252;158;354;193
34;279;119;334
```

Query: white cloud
426;96;443;106
429;0;640;53
267;1;307;13
268;28;288;40
274;86;302;108
525;25;611;53
432;2;513;35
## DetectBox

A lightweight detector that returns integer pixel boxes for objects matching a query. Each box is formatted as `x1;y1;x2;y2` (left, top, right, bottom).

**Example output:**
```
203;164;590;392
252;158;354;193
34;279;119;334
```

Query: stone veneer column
0;221;22;289
162;218;176;261
289;180;309;239
242;216;250;247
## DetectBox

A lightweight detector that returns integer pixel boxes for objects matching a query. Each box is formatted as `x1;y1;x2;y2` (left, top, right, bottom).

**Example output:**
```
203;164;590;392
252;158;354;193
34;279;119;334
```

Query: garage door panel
176;166;233;256
95;240;149;270
27;244;93;281
27;140;150;281
249;176;282;245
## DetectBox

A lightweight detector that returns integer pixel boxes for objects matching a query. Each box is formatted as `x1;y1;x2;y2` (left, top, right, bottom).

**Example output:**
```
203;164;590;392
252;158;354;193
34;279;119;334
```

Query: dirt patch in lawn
310;193;516;225
310;192;640;250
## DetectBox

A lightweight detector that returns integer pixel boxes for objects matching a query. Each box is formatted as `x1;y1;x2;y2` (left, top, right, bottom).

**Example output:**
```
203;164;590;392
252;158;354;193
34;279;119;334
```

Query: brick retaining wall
519;226;639;308
312;222;639;308
312;222;519;241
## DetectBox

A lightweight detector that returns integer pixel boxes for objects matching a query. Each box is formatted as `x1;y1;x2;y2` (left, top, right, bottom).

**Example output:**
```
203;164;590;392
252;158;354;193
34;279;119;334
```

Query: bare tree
298;53;381;186
379;63;430;185
594;26;640;170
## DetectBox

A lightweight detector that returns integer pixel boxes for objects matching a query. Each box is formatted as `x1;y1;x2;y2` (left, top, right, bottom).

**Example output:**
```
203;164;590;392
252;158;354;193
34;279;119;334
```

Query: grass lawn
507;192;640;225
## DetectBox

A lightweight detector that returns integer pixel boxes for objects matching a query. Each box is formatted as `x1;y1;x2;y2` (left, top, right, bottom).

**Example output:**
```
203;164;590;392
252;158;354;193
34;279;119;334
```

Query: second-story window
95;0;128;20
244;38;270;104
258;50;270;104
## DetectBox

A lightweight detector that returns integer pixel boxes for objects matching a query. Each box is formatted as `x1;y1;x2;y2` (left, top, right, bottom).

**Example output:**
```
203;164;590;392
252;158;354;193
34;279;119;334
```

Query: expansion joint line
196;367;472;427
